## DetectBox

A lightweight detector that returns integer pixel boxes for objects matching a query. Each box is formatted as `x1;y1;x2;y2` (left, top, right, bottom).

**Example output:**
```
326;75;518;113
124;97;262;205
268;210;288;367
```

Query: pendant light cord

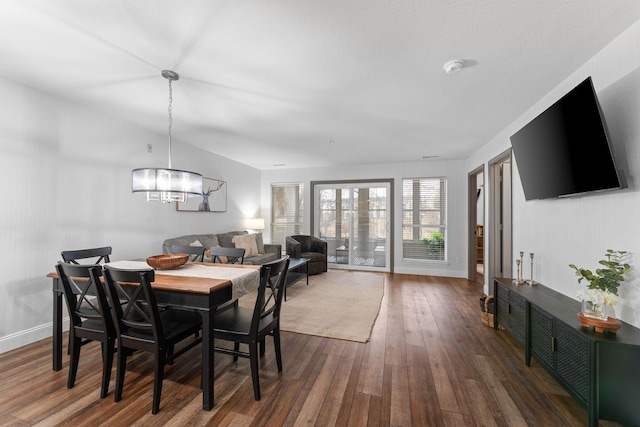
167;78;173;169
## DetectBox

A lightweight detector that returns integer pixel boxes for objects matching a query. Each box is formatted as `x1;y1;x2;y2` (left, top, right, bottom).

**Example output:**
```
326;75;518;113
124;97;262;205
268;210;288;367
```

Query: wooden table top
48;261;260;295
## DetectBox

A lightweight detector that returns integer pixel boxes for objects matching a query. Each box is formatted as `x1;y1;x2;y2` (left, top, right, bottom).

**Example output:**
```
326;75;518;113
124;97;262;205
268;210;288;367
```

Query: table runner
106;261;259;299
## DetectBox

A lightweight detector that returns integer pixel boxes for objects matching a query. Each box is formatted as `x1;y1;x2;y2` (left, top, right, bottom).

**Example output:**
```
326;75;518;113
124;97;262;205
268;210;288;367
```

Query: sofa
163;231;281;266
286;235;327;275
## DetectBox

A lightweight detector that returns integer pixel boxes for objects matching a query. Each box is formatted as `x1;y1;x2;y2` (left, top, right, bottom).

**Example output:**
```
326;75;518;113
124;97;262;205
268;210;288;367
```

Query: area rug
237;270;384;343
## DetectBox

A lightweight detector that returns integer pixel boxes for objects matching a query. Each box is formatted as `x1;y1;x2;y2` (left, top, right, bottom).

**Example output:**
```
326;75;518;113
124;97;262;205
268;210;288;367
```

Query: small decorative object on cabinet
569;249;630;325
528;252;537;285
580;297;609;320
513;251;525;284
576;311;622;333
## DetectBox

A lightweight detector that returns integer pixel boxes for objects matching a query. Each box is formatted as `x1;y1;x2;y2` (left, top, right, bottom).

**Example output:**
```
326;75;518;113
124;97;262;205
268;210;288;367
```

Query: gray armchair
285;235;327;275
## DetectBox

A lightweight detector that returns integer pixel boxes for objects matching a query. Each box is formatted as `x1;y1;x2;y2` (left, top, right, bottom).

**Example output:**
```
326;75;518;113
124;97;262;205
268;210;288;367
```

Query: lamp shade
246;218;265;231
132;168;203;203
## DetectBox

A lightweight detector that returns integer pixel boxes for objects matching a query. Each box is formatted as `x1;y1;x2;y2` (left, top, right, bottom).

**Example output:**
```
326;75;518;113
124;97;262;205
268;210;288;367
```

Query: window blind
271;183;304;250
402;177;447;261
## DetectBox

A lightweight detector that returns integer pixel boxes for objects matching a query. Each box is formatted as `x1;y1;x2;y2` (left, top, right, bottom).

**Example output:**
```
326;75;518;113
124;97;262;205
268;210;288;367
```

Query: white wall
467;20;640;328
0;78;262;352
260;159;468;278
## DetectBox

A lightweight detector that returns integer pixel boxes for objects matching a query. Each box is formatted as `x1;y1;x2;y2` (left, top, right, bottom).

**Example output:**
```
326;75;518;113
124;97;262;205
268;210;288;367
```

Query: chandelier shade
132;167;203;203
132;70;203;203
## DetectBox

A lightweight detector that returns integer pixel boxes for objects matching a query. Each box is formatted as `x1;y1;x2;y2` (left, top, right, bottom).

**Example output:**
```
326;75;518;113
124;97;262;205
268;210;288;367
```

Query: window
271;183;304;250
402;178;447;261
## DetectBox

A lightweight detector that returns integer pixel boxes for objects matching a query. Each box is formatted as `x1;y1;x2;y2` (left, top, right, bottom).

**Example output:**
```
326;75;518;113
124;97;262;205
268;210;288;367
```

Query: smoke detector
443;59;464;74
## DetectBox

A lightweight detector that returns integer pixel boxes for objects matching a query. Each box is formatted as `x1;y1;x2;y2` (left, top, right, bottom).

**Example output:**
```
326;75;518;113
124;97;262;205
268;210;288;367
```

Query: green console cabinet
494;278;640;426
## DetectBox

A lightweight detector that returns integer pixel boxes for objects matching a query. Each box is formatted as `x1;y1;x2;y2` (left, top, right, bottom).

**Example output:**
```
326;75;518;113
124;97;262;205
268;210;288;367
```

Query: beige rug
238;270;385;343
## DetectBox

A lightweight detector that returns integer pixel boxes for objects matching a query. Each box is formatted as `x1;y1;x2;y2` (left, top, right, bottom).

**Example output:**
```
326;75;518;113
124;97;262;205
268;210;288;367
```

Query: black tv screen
510;77;622;201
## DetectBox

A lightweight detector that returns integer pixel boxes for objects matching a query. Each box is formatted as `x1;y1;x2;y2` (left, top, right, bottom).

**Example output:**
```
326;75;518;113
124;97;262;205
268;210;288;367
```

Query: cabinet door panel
509;292;526;345
531;305;554;369
555;321;589;403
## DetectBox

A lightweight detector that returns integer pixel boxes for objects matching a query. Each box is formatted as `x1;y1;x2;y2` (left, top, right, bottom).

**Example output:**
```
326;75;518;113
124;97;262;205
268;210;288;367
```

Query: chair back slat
55;262;114;333
209;246;246;264
170;245;206;262
251;257;289;334
61;246;112;265
103;266;164;346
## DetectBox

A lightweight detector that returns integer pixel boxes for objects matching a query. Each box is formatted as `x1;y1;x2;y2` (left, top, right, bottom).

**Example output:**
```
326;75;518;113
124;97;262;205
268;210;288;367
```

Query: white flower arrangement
576;288;618;307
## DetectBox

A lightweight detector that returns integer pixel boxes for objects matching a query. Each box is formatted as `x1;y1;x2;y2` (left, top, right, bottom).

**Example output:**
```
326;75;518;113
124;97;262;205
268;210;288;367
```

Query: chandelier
132;70;203;203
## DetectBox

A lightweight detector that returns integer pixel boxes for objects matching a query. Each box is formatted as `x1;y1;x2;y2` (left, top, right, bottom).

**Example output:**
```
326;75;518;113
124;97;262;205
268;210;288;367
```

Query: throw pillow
254;232;265;254
232;233;258;258
189;239;203;247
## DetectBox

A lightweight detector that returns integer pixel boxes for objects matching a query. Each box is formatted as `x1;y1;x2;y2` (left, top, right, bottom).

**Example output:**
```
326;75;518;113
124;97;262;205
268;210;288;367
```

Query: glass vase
581;300;609;320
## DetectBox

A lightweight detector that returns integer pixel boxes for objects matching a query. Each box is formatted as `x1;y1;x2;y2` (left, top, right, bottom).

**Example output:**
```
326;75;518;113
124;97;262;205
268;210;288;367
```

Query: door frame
311;179;394;272
468;164;485;281
488;149;513;293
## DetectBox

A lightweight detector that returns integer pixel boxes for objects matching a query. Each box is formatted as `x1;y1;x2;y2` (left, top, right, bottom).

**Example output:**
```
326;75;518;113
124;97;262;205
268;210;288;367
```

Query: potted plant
422;232;444;259
569;249;630;320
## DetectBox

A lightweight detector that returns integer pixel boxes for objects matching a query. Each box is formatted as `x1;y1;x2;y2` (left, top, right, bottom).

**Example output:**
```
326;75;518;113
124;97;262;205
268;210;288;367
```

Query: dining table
47;260;260;411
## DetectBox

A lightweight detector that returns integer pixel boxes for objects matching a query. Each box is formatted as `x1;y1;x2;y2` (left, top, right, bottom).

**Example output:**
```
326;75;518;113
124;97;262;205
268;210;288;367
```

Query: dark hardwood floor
0;271;625;426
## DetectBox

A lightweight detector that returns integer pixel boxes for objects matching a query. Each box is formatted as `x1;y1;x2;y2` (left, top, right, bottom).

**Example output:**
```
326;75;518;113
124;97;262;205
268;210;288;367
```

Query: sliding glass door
314;182;390;271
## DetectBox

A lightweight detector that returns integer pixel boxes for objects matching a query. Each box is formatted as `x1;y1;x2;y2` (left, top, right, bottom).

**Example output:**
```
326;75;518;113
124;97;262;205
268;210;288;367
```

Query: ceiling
2;1;640;170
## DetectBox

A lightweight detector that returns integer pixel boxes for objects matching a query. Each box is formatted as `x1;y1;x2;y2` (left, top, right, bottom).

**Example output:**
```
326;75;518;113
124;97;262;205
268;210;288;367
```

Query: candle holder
528;252;537;285
513;251;525;284
513;259;522;285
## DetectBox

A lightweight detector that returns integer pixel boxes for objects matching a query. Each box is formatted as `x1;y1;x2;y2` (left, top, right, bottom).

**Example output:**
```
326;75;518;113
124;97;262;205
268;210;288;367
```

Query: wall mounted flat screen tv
510;77;623;201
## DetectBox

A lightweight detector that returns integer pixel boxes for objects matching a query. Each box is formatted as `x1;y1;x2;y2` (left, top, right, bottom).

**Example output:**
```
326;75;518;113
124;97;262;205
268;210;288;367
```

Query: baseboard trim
394;265;467;278
0;318;69;354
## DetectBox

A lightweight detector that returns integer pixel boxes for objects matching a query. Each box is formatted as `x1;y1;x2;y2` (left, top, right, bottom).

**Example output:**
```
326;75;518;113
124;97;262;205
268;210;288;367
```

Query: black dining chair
170;244;206;262
213;256;290;400
61;246;112;264
60;246;113;354
55;262;116;398
208;246;246;264
103;266;203;414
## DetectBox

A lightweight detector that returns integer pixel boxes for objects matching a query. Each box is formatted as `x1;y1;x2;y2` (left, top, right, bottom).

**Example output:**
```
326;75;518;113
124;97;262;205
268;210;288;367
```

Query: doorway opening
468;165;485;282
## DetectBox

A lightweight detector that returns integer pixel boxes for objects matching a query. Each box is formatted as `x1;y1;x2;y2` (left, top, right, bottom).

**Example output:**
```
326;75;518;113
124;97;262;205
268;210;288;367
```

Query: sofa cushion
196;234;219;249
232;233;258;257
254;232;265;254
163;234;219;254
217;231;247;248
242;252;278;265
301;251;326;263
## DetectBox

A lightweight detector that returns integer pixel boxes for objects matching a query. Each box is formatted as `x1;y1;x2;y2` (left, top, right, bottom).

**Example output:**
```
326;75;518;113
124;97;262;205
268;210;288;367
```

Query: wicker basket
480;295;495;328
146;253;188;270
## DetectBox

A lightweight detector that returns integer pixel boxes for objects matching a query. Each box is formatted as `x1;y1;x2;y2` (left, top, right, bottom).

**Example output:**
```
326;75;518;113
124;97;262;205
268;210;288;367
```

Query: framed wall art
176;177;227;212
